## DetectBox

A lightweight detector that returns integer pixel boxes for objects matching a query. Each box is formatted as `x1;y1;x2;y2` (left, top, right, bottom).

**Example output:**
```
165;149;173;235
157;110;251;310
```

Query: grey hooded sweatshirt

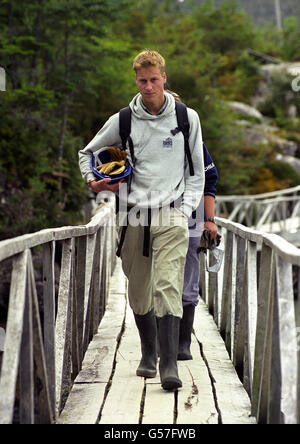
78;92;205;218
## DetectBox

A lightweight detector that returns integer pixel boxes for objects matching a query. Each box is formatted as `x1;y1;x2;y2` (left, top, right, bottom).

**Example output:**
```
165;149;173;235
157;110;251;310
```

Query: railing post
82;233;97;354
55;238;74;415
199;251;207;304
91;229;102;335
0;251;28;424
220;231;233;356
208;250;218;318
233;239;257;395
75;235;86;363
245;240;258;397
28;252;54;424
71;240;80;378
43;241;56;417
233;236;246;369
256;255;275;424
98;226;106;322
268;278;282;424
275;255;298;424
19;266;34;424
252;243;273;418
0;198;117;424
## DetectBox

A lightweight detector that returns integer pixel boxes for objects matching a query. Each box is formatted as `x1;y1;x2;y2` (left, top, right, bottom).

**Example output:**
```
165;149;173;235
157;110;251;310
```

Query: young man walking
178;152;218;360
78;50;205;390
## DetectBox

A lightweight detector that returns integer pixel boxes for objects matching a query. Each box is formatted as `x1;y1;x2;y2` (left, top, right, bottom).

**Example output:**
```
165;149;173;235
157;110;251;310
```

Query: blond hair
133;49;166;74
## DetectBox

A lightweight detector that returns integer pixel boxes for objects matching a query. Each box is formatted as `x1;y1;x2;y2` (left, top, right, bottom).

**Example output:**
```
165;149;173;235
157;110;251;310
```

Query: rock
225;67;300;178
286;104;297;118
259;62;300;80
227;101;264;120
251;61;300;112
251;79;273;109
275;153;300;175
267;134;297;156
235;120;298;156
242;127;269;146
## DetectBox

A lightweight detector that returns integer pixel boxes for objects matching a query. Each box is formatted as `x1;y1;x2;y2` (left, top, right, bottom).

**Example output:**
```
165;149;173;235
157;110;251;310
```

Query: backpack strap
119;106;136;166
171;101;194;176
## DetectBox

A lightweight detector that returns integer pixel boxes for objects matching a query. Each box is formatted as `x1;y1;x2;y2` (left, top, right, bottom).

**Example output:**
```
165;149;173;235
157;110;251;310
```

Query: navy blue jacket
203;143;218;197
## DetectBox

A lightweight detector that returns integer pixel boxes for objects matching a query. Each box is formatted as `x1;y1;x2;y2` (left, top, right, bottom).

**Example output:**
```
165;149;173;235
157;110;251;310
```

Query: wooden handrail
1;191;299;424
0;198;116;424
200;216;300;424
215;186;300;232
216;185;300;201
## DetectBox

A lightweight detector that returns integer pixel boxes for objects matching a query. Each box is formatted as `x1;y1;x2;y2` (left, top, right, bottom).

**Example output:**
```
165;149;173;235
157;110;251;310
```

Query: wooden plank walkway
58;259;256;425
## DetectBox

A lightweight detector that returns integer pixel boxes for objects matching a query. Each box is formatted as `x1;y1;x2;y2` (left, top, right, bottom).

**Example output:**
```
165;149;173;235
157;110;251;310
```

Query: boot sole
136;370;157;378
177;353;193;360
161;377;182;391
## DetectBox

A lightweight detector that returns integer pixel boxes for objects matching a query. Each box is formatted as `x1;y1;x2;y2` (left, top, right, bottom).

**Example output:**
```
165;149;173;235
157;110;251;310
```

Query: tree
280;16;300;61
193;0;255;55
0;0;134;239
1;0;298;241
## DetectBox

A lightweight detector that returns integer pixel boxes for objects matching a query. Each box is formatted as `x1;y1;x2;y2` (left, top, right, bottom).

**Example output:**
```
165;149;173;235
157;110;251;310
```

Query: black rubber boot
158;315;182;390
156;316;160;357
177;304;195;360
134;310;157;378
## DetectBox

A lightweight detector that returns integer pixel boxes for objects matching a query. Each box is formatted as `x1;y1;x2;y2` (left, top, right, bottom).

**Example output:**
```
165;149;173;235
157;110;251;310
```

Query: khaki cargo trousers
119;207;189;319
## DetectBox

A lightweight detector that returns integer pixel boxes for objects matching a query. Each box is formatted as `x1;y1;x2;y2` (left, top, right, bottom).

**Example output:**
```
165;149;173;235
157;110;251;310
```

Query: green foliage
193;0;255;55
258;71;300;129
0;0;134;240
1;0;300;240
267;159;300;188
253;23;282;58
281;16;300;61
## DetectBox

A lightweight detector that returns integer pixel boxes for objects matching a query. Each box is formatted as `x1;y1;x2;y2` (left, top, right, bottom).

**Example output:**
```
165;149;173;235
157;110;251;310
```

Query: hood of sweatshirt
129;92;175;120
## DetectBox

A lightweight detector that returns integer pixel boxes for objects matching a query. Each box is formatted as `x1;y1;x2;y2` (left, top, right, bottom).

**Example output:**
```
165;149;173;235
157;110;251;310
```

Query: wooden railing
215;185;300;232
200;216;300;424
1;189;299;424
0;198;116;424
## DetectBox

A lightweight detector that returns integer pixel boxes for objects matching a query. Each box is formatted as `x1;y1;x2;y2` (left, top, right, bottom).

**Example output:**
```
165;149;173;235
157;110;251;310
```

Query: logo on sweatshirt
162;137;173;150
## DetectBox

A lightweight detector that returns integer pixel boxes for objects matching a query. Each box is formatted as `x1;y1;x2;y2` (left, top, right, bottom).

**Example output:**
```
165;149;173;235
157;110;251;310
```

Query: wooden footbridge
215;185;300;246
0;187;299;425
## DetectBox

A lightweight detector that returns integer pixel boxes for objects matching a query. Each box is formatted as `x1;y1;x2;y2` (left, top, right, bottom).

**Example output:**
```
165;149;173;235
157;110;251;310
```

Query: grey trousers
119;207;189;318
182;235;201;307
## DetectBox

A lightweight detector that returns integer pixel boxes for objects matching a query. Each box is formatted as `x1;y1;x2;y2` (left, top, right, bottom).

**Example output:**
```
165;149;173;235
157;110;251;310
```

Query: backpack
118;100;194;176
116;100;194;258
